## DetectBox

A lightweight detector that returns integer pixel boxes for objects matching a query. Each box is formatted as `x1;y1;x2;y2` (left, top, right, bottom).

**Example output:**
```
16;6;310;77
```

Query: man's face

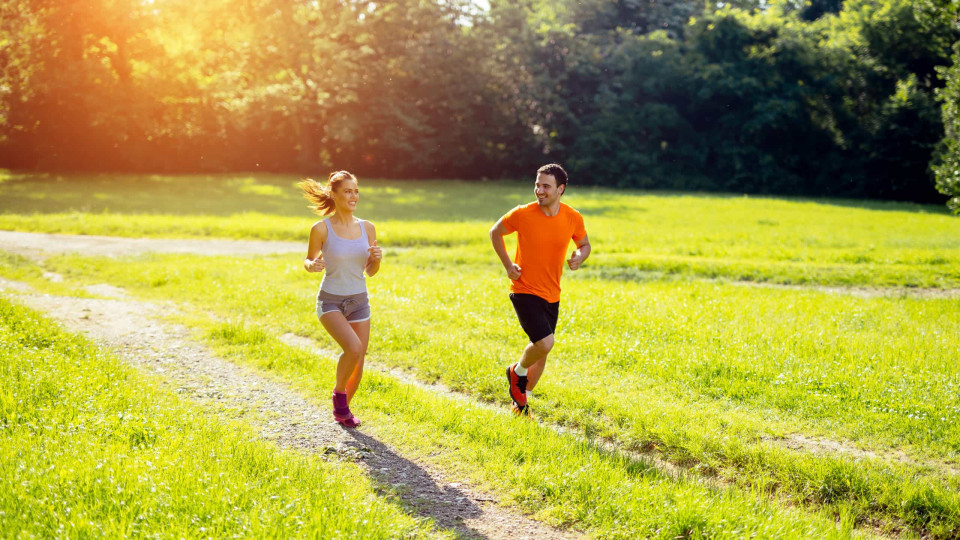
535;173;563;207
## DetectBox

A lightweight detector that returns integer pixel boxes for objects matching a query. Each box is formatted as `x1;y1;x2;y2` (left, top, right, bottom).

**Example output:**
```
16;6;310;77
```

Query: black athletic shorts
509;293;559;344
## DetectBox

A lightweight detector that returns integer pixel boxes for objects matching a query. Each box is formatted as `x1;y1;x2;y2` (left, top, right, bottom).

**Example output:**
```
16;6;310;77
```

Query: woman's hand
305;254;325;272
367;240;382;263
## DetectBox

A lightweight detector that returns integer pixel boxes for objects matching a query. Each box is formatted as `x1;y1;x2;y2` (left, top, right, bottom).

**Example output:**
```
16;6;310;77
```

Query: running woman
299;170;382;427
489;163;590;417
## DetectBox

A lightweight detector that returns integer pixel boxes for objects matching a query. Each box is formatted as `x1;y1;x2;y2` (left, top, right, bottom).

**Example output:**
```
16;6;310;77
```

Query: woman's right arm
304;221;327;272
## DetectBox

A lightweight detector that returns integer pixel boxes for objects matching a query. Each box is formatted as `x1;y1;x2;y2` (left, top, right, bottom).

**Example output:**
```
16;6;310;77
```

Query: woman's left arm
365;221;382;277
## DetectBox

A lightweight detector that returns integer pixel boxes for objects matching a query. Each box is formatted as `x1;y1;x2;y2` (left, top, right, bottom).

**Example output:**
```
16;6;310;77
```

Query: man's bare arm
489;219;521;280
567;234;591;270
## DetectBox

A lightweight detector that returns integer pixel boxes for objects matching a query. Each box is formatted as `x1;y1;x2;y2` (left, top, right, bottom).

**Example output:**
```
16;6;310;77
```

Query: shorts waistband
318;290;368;301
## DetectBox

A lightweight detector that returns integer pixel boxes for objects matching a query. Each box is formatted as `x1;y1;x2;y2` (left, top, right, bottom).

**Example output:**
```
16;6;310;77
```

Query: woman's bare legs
320;312;364;393
344;319;370;404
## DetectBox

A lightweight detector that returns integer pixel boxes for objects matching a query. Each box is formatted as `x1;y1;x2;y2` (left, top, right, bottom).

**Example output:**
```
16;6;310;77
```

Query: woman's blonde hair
297;170;357;216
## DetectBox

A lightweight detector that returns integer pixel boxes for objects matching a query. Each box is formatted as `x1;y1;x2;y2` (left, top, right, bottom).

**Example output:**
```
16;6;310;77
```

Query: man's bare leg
517;334;553;390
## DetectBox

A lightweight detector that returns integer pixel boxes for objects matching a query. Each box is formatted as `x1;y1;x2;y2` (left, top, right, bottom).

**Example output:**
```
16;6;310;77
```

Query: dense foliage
935;40;960;212
0;0;958;204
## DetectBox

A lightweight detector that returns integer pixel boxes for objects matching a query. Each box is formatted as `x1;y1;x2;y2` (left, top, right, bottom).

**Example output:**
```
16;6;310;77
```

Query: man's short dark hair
537;163;568;189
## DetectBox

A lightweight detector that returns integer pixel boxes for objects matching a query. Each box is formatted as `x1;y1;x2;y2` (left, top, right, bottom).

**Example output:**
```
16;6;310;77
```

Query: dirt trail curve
0;277;578;540
0;230;303;259
2;230;957;299
3;231;954;536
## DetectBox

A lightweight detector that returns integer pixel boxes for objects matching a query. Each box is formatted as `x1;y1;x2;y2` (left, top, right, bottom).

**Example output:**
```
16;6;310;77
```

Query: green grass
1;172;958;287
179;315;863;539
0;297;442;539
35;249;959;453
0;268;863;539
11;246;955;538
3;173;960;537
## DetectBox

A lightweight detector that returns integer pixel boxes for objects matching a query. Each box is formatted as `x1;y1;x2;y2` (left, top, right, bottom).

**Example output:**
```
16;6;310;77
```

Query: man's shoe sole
512;404;534;419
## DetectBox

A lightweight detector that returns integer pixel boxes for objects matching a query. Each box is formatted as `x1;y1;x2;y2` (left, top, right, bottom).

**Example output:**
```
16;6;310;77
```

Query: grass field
1;171;958;287
0;297;440;538
2;171;960;538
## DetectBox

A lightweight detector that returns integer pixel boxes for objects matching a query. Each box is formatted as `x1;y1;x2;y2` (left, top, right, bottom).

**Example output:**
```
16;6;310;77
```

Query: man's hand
367;240;382;262
506;263;522;280
305;254;325;272
567;250;584;270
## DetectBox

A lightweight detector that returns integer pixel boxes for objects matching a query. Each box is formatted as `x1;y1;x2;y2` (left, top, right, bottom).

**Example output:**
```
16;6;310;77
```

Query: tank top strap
321;218;331;247
318;217;368;295
322;217;366;243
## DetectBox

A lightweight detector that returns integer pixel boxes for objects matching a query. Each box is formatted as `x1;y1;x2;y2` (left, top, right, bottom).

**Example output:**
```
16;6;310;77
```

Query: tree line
1;0;958;208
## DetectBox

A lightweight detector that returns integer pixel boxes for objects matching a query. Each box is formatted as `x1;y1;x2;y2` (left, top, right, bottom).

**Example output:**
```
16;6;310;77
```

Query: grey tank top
319;218;369;295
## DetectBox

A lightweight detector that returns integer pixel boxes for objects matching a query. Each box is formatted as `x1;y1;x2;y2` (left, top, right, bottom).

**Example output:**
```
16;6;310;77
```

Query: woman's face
333;178;359;212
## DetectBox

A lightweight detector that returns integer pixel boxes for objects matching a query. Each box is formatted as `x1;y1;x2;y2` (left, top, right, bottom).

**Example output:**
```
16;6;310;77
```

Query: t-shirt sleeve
571;211;587;242
501;205;522;233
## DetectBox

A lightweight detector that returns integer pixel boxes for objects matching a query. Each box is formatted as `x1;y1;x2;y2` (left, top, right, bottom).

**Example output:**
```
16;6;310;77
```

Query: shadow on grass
344;429;497;540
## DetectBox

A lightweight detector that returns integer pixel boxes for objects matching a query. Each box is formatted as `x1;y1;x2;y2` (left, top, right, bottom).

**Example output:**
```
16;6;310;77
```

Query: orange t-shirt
501;202;587;303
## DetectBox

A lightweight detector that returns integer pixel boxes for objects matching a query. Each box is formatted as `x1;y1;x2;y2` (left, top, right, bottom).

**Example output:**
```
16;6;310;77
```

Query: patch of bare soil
279;333;689;482
735;280;960;299
283;331;960;485
280;335;910;539
3;230;957;299
3;230;953;536
0;279;578;540
0;230;302;260
769;433;959;478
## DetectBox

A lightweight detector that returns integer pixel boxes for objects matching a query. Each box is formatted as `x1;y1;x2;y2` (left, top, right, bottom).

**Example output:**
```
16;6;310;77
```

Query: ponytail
298;170;356;216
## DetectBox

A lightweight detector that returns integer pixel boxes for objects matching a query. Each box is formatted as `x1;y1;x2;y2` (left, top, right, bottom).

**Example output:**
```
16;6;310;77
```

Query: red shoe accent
512;404;534;419
506;365;528;407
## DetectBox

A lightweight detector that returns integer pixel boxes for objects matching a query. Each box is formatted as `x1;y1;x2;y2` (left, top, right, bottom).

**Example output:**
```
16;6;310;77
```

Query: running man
489;163;591;417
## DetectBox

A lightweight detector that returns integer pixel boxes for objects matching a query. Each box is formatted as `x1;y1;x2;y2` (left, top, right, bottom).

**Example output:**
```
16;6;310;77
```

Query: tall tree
935;44;960;213
0;0;156;169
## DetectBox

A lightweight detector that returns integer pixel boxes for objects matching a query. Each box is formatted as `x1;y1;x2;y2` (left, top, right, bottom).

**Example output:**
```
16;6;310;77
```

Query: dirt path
278;333;687;479
0;277;578;540
768;433;959;478
0;230;302;259
2;230;956;537
3;230;957;299
279;333;960;483
734;280;960;299
2;230;956;472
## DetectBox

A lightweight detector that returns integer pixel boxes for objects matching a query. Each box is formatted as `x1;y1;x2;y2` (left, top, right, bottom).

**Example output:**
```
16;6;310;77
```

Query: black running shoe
506;364;528;407
511;404;534;419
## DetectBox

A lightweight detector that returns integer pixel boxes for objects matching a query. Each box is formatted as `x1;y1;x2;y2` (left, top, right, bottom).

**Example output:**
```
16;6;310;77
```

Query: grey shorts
317;290;371;323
